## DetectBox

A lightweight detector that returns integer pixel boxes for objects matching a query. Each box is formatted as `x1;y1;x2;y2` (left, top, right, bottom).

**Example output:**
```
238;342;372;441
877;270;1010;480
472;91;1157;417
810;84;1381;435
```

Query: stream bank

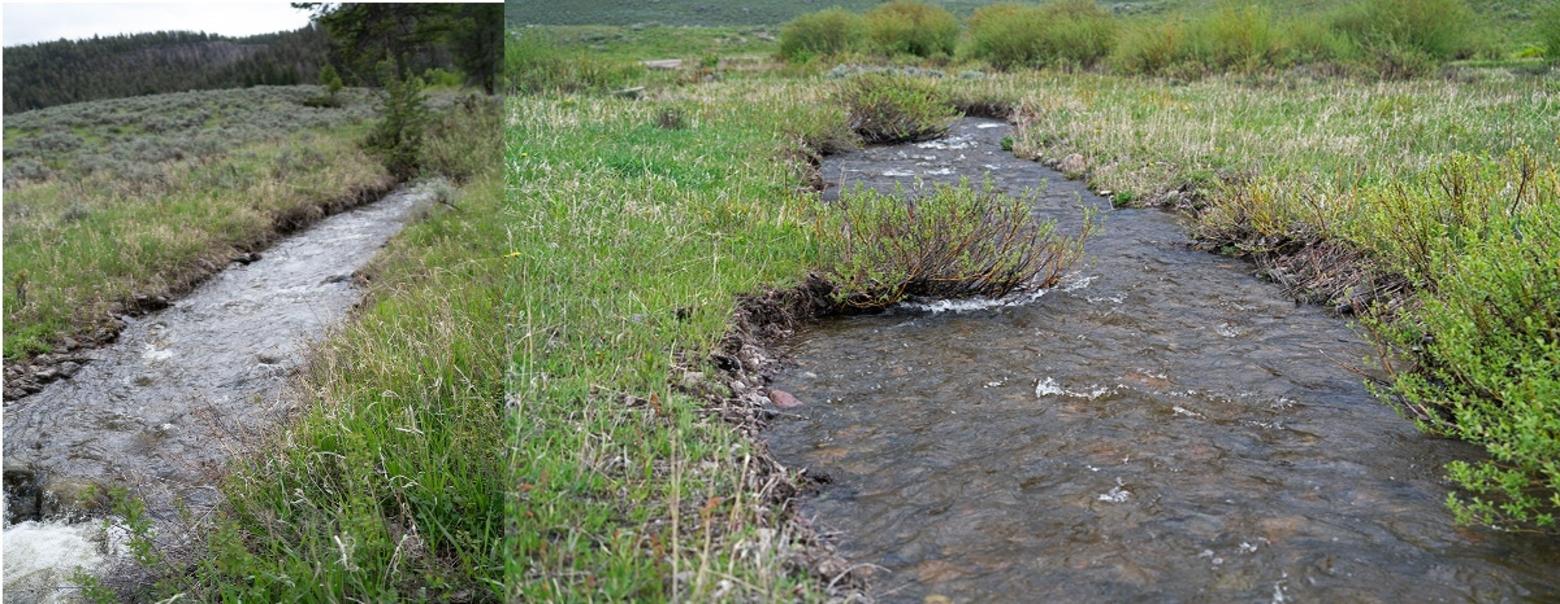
764;118;1560;602
2;183;441;603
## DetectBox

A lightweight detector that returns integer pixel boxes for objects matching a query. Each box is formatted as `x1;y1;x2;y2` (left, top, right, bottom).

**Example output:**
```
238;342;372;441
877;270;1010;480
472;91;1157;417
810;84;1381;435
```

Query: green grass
156;97;509;601
3;122;392;360
507;0;1559;49
504;83;835;601
500;28;1560;599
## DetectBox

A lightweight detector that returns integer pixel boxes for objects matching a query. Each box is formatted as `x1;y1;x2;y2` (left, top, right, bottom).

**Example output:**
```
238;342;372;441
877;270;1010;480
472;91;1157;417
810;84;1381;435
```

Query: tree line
3;4;500;114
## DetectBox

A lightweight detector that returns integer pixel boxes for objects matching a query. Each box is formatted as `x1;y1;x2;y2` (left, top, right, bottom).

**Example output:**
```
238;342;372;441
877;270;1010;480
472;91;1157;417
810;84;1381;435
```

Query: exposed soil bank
765;119;1560;602
1;184;439;602
2;176;398;401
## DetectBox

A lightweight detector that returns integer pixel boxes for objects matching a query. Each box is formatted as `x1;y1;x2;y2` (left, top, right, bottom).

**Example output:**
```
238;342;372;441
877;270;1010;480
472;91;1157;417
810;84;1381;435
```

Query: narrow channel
766;119;1560;601
2;184;439;601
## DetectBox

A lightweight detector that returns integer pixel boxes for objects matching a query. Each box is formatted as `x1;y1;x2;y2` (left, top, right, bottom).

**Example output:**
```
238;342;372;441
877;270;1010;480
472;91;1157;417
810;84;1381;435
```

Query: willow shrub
965;0;1118;70
836;72;959;143
1367;155;1560;532
778;8;864;62
1331;0;1478;60
1540;1;1560;62
819;181;1088;309
864;0;960;58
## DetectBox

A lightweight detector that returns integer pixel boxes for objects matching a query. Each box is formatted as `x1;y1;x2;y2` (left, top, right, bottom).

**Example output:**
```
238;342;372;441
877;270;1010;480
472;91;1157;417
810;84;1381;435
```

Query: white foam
2;519;123;603
976;123;1004;129
925;168;954;176
1097;483;1131;503
915;136;974;150
899;288;1048;314
1034;378;1120;400
1035;377;1065;397
881;169;916;177
1060;274;1097;293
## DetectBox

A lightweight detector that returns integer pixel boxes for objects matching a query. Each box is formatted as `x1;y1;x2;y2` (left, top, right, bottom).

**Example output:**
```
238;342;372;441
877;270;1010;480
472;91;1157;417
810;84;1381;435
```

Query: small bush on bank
836;73;960;143
965;0;1118;70
1366;155;1559;533
818;181;1088;309
779;8;864;62
1539;1;1560;62
864;0;960;58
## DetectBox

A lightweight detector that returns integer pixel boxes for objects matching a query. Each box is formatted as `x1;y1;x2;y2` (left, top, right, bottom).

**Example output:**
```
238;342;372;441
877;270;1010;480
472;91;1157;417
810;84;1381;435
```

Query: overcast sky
2;2;313;47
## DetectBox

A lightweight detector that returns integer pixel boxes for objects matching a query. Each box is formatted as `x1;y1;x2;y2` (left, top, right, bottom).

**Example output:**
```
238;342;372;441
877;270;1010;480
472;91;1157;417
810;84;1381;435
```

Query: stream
766;119;1560;602
2;183;438;602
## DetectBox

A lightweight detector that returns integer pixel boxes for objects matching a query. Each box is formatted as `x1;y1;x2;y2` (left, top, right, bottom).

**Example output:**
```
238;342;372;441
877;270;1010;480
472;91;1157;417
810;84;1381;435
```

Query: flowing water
2;184;439;601
766;119;1560;602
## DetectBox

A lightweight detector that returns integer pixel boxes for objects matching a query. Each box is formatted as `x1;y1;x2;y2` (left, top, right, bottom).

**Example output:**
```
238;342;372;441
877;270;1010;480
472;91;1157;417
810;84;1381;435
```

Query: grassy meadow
501;0;1560;597
1;86;396;361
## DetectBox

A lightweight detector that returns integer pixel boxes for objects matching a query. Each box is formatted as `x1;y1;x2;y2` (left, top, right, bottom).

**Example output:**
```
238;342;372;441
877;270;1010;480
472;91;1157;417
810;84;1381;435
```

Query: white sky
1;2;314;47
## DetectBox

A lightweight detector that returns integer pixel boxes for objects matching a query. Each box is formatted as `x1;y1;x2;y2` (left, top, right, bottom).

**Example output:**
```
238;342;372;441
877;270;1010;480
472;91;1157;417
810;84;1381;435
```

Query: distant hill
3;28;329;113
505;0;1547;28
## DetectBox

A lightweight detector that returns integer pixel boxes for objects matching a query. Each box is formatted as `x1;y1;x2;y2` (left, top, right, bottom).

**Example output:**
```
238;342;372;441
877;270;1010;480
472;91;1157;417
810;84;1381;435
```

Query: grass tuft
818;181;1089;309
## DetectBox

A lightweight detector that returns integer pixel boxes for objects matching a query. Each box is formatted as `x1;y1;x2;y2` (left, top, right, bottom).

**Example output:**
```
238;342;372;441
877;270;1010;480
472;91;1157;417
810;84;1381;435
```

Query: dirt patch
3;175;398;401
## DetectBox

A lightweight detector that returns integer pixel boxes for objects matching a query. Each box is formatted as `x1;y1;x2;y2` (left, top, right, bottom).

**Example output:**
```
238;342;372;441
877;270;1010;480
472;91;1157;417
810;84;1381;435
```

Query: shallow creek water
2;184;437;601
766;119;1560;602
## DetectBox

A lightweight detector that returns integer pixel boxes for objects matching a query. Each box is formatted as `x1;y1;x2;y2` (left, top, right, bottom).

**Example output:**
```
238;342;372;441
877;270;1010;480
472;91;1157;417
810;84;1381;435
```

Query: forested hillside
3;28;329;113
4;4;500;114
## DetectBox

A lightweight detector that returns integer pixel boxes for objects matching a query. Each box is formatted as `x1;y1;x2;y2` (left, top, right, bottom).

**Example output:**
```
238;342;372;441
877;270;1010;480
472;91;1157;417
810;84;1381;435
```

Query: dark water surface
766;119;1560;602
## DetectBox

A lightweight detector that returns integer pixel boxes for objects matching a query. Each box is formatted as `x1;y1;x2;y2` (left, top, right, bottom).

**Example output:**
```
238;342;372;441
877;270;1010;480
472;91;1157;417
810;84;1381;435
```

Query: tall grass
504;30;645;94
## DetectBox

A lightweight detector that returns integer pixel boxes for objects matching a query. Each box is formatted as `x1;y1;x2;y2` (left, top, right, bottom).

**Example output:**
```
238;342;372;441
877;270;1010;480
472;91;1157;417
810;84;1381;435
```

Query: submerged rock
769;389;803;409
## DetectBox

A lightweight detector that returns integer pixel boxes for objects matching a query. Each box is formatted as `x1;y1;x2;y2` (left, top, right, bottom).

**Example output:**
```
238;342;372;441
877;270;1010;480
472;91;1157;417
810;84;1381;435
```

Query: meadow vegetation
503;4;1560;581
1;87;394;360
160;97;509;600
779;0;1555;77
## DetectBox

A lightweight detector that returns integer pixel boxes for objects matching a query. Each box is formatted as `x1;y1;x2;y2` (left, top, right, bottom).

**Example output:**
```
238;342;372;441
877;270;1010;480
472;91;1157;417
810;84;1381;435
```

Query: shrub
1331;0;1477;60
818;181;1089;309
778;8;864;62
1540;1;1560;63
1367;155;1559;533
419;94;499;183
864;0;960;58
365;63;428;180
1187;4;1286;71
320;63;344;102
1111;17;1192;75
965;0;1118;70
836;73;960;143
1284;17;1360;65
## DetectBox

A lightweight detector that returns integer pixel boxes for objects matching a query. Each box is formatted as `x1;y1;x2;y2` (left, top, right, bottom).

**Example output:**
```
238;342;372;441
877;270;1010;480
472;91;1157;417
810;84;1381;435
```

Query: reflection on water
767;119;1560;602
